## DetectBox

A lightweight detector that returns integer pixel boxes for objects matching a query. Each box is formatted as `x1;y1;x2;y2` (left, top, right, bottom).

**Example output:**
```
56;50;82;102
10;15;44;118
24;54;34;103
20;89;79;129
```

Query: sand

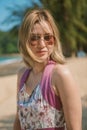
0;57;87;130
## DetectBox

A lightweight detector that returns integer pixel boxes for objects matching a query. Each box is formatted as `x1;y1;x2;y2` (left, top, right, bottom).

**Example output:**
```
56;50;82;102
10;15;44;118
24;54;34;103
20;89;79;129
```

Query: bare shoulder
17;67;27;78
52;63;78;92
52;63;72;79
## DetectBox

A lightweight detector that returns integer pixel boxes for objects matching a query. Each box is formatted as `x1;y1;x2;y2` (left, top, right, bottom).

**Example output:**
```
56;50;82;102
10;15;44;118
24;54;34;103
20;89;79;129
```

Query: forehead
31;21;53;34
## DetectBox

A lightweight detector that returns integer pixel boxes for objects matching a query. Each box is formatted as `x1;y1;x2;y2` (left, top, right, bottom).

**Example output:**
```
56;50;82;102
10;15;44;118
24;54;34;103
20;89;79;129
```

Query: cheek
47;45;54;54
29;45;36;53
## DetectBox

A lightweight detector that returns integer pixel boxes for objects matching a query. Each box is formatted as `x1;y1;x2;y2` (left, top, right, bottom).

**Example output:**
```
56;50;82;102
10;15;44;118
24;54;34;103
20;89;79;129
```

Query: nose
38;38;46;47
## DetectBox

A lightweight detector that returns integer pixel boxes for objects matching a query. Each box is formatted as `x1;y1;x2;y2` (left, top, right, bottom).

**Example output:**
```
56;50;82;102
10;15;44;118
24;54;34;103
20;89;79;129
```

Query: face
28;22;55;62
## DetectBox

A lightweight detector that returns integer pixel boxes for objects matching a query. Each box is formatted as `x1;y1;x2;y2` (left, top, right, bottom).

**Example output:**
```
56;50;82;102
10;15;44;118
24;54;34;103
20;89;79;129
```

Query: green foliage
0;31;18;54
40;0;87;56
0;1;40;55
1;0;87;56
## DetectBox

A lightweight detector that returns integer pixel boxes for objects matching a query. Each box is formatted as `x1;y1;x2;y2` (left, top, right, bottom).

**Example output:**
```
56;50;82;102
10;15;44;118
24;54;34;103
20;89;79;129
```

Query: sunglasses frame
30;34;55;46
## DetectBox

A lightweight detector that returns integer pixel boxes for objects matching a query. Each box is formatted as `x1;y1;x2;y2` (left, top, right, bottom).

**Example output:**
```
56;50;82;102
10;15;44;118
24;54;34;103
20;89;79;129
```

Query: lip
36;50;47;55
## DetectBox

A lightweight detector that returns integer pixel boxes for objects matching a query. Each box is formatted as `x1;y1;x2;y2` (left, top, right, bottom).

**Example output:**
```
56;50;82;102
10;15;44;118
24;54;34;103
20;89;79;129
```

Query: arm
13;67;27;130
52;64;82;130
13;112;21;130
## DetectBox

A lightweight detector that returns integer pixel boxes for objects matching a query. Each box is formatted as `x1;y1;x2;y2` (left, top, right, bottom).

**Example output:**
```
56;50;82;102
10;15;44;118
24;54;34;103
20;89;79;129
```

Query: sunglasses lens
31;35;40;41
44;35;50;41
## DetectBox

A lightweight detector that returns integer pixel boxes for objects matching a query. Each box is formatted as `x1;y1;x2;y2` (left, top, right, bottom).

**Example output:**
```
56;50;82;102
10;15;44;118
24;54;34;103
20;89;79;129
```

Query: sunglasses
30;34;55;46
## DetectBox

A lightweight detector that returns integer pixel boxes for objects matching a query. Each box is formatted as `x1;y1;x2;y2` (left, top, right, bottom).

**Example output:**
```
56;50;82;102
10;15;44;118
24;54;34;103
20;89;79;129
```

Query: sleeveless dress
17;61;66;130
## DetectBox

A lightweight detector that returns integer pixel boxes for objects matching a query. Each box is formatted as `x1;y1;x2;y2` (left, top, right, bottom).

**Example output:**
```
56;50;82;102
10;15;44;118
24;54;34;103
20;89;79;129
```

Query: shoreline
0;60;24;76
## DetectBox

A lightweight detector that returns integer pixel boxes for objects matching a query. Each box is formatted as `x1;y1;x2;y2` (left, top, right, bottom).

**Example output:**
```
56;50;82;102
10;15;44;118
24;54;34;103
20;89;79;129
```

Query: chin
37;55;49;63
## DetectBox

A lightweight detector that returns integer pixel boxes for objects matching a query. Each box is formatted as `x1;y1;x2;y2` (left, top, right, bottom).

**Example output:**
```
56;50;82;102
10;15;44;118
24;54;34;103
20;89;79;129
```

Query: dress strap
19;69;31;91
40;60;62;110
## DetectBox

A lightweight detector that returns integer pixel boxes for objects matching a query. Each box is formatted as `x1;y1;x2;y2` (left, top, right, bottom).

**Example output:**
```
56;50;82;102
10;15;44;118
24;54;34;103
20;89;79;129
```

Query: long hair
18;9;65;67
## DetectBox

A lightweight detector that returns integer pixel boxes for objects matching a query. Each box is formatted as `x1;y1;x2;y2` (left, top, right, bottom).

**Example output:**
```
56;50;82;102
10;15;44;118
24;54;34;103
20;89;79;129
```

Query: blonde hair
18;9;65;67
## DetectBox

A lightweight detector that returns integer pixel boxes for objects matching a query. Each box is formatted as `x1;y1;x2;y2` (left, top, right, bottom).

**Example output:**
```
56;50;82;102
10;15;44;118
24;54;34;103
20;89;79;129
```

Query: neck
32;61;47;74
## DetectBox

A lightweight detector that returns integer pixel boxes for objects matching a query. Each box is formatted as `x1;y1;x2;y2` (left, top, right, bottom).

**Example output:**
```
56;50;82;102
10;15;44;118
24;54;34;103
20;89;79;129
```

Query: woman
13;9;82;130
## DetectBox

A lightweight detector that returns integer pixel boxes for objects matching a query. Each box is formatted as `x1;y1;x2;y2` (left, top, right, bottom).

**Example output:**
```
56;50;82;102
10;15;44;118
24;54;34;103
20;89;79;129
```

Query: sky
0;0;40;31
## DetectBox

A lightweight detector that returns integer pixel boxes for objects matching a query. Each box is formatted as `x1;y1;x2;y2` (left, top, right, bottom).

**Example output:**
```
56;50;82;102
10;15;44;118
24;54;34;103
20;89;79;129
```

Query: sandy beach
0;57;87;130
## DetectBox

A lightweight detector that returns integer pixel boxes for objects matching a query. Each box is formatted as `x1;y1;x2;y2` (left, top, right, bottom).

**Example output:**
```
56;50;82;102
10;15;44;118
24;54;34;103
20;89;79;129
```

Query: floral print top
17;83;65;130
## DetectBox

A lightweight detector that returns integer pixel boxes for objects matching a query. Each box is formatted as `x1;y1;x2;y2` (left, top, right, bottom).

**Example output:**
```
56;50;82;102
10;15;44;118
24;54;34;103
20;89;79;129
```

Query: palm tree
40;0;87;56
4;0;87;56
3;0;40;35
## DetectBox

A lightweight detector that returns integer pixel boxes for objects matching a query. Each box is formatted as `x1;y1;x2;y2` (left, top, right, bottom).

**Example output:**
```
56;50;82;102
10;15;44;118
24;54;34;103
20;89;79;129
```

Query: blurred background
0;0;87;130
